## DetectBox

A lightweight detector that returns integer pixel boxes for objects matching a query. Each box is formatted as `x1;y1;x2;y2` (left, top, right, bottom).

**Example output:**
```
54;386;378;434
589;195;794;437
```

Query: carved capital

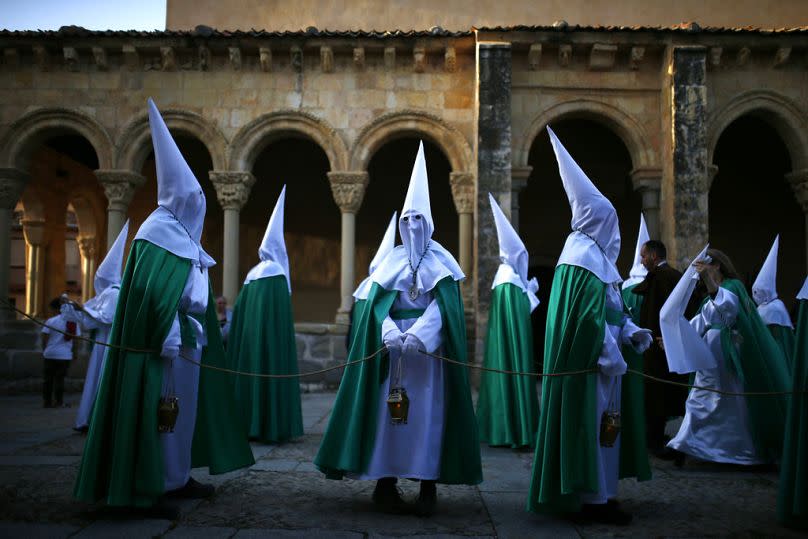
95;170;146;211
21;219;46;246
209;170;256;210
327;171;369;213
259;47;272;72
630;168;662;209
76;236;96;259
786;168;808;213
511;166;532;192
320;46;334;73
0;168;30;210
449;172;475;214
229;47;242;71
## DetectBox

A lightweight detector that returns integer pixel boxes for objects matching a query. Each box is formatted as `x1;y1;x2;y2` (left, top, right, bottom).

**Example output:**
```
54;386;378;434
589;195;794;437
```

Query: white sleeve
161;314;181;359
381;316;399;339
620;317;652;353
403;299;443;354
599;325;628;377
701;288;739;327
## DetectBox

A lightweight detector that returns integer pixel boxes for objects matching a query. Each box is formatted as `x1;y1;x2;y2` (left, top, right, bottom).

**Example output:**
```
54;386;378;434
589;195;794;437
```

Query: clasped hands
383;328;424;356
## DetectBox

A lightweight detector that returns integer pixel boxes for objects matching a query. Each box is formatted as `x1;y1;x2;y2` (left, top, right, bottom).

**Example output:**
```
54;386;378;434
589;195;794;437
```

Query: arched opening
357;138;457;282
521;119;640;366
9;203;25;310
14;134;105;316
710;115;804;309
127;135;221;289
241;138;338;323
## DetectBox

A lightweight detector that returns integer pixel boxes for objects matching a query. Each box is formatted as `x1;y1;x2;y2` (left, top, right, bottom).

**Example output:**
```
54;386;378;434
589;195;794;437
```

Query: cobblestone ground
0;392;801;538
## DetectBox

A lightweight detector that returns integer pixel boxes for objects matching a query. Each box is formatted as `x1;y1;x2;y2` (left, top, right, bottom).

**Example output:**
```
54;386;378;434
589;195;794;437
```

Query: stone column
476;42;513;359
210;171;256;305
450;172;475;277
631;168;663;239
95;170;145;251
0;168;28;317
669;46;708;269
786;168;808;271
21;219;46;317
510;166;532;233
76;236;96;302
327;171;369;324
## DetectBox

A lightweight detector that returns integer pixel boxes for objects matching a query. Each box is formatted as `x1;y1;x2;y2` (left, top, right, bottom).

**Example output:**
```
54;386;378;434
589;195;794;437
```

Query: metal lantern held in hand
386;387;410;424
157;395;180;433
599;410;621;447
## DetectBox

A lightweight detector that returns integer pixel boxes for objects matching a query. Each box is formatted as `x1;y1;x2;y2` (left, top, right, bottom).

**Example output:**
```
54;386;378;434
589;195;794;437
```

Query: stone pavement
0;391;801;538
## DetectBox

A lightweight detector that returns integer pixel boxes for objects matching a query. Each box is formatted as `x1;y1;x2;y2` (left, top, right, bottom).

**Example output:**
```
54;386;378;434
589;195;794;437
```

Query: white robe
160;266;208;491
667;288;764;464
581;284;647;504
359;291;445;480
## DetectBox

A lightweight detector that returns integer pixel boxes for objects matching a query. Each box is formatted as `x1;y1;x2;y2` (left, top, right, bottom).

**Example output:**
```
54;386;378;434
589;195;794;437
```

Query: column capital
76;236;96;259
511;166;532;192
209;170;256;211
449;171;475;214
786;168;808;212
327;171;369;213
0;168;30;210
21;218;46;246
629;167;663;190
95;170;146;211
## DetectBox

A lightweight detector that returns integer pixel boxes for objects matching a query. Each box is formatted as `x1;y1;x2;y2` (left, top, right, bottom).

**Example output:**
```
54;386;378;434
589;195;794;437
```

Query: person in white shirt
41;296;81;408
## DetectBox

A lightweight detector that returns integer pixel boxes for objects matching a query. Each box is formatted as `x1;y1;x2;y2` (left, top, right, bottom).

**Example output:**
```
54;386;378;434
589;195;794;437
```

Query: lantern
157;395;180;433
599;409;621;447
386;387;410;424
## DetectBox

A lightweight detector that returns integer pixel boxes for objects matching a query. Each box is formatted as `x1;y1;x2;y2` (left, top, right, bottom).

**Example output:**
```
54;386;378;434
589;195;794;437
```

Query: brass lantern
386;387;410;424
599;409;621;447
157;395;180;433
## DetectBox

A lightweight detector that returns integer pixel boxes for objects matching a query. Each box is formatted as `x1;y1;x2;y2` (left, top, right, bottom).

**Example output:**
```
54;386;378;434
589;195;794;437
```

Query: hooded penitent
622;214;649;290
752;235;793;328
353;211;397;301
244;185;290;292
134;99;215;269
83;220;129;324
369;141;464;295
488;193;539;312
549;126;621;284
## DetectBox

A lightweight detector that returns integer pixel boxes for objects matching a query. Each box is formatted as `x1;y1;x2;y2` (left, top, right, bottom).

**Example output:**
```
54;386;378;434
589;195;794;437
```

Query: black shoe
73;425;89;434
653;447;685;466
414;480;437;518
372;478;409;514
166;477;215;499
580;502;633;526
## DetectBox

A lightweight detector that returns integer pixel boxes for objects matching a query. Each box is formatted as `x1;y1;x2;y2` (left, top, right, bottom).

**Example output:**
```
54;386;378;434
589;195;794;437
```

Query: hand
655;336;665;351
694;261;719;294
402;333;425;356
631;329;653;352
161;345;179;361
383;329;404;354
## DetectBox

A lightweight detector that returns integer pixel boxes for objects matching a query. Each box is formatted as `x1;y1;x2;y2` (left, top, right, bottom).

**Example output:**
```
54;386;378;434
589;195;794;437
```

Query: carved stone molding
321;46;334;73
384;47;396;69
629;46;645;70
511;166;532;192
449;172;475;214
327;171;369;213
353;47;365;69
786;169;808;213
209;170;256;211
444;47;457;73
558;44;572;67
528;44;542;71
589;43;617;70
63;47;79;71
94;170;146;211
92;47;107;70
0;168;30;210
413;46;426;73
259;47;272;72
229;47;242;71
161;47;176;71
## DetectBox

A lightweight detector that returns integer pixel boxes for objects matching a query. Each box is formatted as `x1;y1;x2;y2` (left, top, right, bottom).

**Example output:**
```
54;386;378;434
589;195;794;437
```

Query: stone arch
350;110;474;173
517;99;656;175
708;90;808;174
229;111;348;172
0;107;114;170
116;108;228;172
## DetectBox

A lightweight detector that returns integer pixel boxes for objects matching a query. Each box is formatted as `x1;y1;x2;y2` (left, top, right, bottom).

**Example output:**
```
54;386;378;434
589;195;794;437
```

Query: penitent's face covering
400;210;432;269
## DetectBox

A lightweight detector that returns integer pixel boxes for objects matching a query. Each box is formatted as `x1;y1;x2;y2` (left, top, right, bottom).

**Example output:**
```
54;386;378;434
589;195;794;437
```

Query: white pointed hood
797;276;808;301
753;235;792;328
244;186;291;291
353;211;397;301
548;126;622;284
134;99;215;268
659;245;717;374
82;221;129;325
94;220;128;294
489;193;539;312
622;214;650;290
370;141;464;293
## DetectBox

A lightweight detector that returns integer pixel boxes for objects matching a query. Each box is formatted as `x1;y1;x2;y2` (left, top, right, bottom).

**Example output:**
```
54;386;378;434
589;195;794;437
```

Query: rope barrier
3;300;803;395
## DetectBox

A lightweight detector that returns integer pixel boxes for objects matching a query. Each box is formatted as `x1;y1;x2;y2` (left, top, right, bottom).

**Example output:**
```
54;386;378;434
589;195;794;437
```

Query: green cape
227;275;303;444
74;240;254;507
779;298;808;528
716;279;789;462
314;276;482;485
476;282;538;448
769;324;796;377
527;264;605;514
619;284;652;481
